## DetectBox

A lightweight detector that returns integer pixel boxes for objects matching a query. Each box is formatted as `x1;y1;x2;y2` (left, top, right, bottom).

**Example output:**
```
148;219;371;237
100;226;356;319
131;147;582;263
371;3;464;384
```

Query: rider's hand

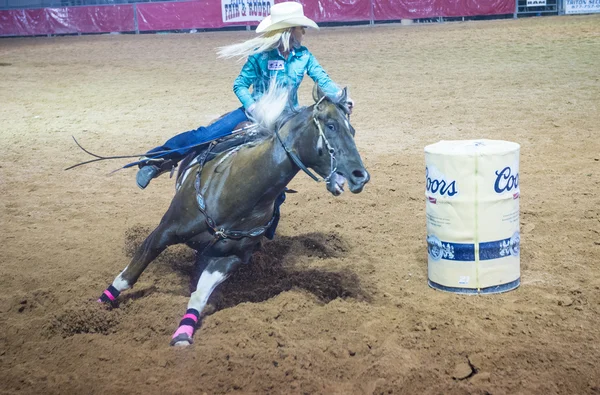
346;97;354;115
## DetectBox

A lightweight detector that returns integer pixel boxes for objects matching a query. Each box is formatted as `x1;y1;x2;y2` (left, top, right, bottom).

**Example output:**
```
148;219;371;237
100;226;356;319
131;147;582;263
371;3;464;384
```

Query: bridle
193;97;345;248
273;96;339;186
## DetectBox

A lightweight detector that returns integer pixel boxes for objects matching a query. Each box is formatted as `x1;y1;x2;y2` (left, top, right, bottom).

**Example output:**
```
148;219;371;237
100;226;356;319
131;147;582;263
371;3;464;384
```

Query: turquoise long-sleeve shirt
233;46;341;111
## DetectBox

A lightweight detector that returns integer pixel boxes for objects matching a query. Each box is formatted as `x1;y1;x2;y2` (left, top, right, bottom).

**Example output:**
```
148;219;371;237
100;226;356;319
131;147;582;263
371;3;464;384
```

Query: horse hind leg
98;223;179;305
171;254;241;346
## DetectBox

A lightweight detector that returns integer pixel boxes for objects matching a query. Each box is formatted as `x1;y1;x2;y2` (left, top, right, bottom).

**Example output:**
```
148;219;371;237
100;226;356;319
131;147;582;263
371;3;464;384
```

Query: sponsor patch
268;60;284;70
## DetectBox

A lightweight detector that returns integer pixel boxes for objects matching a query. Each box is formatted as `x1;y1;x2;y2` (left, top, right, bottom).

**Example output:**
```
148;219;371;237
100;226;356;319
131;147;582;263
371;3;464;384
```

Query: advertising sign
565;0;600;14
222;0;274;23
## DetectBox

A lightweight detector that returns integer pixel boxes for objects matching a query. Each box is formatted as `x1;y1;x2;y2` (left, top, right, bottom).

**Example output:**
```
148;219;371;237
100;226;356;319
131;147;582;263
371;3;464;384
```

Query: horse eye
327;124;336;132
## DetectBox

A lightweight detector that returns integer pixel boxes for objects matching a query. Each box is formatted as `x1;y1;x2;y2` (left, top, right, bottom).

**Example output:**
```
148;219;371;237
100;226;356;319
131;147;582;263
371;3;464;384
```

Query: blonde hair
217;28;299;60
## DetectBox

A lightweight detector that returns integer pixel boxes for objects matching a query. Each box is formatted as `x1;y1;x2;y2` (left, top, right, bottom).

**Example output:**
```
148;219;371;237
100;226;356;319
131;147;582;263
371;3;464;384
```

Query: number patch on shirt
268;60;285;71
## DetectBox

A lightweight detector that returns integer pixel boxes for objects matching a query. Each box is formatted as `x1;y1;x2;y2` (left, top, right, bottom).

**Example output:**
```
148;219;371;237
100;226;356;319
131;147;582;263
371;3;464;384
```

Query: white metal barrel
424;139;521;294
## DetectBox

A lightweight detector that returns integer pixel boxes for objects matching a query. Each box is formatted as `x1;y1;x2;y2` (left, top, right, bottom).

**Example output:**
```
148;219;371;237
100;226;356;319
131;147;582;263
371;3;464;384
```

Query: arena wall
0;0;518;37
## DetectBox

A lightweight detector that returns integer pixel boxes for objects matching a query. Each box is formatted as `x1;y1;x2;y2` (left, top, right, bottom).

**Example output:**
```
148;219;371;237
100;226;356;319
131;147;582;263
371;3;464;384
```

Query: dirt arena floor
1;14;599;395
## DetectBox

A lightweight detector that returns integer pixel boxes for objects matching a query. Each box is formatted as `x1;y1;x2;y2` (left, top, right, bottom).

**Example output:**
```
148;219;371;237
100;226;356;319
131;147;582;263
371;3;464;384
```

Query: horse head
296;84;370;195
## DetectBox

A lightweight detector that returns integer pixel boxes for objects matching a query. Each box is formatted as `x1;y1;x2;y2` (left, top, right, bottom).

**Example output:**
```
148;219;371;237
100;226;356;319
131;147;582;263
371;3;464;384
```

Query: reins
273;95;338;185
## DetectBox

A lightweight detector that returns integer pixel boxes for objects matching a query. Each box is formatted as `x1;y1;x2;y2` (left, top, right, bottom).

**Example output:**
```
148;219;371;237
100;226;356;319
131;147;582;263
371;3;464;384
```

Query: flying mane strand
248;80;300;134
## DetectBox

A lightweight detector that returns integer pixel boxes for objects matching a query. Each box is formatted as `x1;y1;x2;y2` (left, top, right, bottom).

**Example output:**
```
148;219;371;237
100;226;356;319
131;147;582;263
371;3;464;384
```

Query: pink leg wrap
172;325;194;339
103;289;116;301
98;285;120;304
170;309;199;344
182;313;199;322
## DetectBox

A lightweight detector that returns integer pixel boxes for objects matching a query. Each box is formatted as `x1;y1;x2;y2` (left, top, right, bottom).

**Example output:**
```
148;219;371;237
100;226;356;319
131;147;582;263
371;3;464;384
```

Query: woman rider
136;1;354;189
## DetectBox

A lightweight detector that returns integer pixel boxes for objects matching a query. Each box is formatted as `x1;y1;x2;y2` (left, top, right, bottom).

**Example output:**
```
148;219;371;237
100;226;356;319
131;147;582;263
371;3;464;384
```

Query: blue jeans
265;190;286;240
146;107;249;161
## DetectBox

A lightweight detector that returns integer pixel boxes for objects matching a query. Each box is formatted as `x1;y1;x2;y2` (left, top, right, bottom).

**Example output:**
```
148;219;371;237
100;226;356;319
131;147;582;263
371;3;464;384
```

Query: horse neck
276;106;316;164
246;107;314;199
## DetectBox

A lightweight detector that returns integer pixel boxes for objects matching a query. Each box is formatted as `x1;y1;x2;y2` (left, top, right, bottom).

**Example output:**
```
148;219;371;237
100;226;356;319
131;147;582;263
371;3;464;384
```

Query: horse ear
312;83;325;103
338;87;348;104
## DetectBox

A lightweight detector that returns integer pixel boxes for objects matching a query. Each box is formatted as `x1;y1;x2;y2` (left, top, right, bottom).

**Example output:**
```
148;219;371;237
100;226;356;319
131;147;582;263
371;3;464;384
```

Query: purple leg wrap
98;285;120;303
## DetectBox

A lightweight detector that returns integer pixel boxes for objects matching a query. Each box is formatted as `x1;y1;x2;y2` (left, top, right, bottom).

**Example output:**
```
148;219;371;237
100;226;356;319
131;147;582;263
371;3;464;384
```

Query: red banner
294;0;372;22
0;9;48;36
0;0;514;37
136;0;372;31
0;5;134;36
65;5;135;34
373;0;514;20
137;1;227;31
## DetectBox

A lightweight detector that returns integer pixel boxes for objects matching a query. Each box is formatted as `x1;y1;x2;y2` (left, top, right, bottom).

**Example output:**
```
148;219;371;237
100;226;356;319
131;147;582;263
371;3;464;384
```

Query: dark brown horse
97;85;370;346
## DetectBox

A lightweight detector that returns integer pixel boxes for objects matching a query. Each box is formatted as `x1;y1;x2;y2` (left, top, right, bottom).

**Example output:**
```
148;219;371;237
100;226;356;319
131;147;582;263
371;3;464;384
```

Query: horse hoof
170;334;193;347
96;298;118;309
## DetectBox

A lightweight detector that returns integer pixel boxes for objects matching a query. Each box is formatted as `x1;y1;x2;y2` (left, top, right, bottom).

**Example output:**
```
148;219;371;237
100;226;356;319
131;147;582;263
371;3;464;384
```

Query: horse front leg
98;224;180;305
171;254;241;347
97;187;205;305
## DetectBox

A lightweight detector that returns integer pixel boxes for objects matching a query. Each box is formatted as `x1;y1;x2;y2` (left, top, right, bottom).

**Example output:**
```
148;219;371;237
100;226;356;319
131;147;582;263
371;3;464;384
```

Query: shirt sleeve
233;56;259;110
306;53;341;100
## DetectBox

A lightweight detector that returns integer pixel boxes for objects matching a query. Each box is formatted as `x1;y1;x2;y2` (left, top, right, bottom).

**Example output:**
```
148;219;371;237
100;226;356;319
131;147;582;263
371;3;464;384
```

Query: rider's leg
158;108;249;158
265;190;286;240
136;108;249;189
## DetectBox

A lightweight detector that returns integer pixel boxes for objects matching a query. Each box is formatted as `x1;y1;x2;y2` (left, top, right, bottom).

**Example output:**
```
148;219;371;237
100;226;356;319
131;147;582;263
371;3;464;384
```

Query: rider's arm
306;53;342;100
233;56;259;111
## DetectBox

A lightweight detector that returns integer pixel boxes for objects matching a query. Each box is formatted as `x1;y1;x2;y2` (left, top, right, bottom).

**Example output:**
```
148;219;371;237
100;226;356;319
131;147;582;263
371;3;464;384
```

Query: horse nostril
352;169;370;184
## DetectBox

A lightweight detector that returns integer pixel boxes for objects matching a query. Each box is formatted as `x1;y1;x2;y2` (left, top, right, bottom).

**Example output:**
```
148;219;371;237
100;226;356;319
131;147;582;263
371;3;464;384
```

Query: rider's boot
136;165;161;189
136;159;176;190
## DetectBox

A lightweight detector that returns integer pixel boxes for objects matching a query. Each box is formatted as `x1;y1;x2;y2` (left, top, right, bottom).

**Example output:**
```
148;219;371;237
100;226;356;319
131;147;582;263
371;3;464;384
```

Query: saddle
174;120;268;185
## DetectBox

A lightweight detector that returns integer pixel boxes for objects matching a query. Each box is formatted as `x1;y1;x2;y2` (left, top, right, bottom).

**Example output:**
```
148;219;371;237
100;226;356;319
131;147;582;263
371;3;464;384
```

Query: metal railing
515;0;561;16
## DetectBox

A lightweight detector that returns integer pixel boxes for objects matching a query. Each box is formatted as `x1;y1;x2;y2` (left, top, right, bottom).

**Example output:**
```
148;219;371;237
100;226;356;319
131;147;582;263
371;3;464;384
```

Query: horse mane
248;81;305;135
248;81;353;134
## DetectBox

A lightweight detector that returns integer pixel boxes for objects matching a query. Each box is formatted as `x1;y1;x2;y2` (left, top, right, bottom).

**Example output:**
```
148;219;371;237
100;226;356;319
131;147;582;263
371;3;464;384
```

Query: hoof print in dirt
46;303;119;337
298;233;348;258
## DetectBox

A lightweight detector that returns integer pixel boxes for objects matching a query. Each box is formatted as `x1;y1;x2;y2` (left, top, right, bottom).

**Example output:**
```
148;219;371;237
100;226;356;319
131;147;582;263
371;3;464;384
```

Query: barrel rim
427;278;521;295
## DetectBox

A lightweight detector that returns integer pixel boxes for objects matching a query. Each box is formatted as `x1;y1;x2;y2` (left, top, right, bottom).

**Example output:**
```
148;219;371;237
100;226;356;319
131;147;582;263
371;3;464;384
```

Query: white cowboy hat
256;2;319;34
